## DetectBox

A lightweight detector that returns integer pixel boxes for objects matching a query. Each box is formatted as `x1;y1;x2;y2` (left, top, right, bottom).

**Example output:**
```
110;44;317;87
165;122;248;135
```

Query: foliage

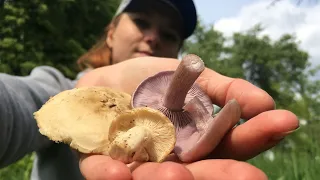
0;0;119;179
183;20;320;180
0;154;34;180
0;0;119;78
183;21;319;110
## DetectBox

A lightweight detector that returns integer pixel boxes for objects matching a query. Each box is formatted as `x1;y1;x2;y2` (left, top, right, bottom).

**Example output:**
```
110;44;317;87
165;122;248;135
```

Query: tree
181;21;226;72
183;22;318;110
183;20;320;180
0;0;120;78
0;0;120;179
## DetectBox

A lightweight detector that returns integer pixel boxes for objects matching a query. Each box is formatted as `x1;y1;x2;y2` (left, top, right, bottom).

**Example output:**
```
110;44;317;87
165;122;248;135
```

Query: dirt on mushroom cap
33;86;132;154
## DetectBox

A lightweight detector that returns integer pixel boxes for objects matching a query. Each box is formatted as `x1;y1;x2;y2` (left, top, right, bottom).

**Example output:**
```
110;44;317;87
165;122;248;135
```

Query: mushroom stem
163;54;205;111
109;126;151;163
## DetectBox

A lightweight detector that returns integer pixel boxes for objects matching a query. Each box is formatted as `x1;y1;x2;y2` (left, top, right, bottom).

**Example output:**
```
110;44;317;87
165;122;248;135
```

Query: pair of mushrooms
34;54;241;164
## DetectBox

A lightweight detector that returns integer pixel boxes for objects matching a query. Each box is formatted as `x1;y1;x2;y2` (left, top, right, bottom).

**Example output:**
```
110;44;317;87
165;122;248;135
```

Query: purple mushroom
131;54;242;162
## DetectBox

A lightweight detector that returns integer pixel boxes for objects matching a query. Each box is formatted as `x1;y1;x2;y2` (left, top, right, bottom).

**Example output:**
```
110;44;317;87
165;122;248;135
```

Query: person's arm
0;66;77;168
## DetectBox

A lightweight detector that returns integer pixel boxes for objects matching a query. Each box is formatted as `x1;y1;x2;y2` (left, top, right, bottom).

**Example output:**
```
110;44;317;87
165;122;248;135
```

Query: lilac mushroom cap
131;70;214;127
132;71;218;162
131;54;242;162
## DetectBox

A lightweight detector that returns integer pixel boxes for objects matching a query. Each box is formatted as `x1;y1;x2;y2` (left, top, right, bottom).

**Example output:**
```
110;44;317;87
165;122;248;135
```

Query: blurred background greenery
1;0;319;179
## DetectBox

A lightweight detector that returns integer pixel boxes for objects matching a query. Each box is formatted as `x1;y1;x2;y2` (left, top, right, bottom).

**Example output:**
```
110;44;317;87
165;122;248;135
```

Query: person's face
106;5;183;64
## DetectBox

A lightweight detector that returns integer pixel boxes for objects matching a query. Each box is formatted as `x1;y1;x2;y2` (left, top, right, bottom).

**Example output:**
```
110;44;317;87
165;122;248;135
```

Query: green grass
249;147;319;180
248;123;320;180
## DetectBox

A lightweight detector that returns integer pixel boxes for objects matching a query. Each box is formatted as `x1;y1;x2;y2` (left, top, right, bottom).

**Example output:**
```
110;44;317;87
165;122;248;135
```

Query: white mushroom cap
33;86;132;155
108;107;176;163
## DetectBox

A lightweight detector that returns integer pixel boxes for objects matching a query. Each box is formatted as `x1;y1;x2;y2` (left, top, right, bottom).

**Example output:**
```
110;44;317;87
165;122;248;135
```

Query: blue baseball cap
115;0;197;39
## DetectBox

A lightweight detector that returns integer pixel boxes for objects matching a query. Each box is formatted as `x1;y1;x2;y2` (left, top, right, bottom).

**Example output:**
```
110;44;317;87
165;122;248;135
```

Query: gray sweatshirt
0;66;87;180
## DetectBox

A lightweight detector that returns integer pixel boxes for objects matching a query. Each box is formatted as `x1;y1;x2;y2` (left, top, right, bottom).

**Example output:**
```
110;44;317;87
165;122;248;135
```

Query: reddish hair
77;15;122;70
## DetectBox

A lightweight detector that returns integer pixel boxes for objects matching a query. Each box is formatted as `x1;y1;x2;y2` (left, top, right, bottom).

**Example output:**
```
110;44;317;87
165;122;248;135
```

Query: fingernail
228;98;238;104
271;127;300;141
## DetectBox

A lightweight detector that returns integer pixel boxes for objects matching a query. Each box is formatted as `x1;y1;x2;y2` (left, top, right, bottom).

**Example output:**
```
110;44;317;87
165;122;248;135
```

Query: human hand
76;56;299;179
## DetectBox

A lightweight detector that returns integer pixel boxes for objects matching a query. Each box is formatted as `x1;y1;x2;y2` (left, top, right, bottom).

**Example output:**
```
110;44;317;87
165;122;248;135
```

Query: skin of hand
75;56;299;180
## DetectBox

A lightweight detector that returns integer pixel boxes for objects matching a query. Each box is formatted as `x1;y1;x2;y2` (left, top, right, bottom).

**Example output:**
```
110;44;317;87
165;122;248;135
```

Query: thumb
79;154;132;180
76;57;180;94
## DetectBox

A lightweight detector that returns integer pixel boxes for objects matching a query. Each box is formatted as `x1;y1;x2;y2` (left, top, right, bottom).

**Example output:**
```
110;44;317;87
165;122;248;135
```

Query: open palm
76;56;299;180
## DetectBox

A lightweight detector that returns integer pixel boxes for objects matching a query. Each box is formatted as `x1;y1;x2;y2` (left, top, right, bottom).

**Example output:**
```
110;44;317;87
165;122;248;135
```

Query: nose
143;28;160;48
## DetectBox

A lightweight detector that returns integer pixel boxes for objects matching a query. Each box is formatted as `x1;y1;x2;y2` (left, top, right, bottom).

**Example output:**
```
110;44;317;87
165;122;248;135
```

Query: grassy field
249;122;319;180
0;123;318;180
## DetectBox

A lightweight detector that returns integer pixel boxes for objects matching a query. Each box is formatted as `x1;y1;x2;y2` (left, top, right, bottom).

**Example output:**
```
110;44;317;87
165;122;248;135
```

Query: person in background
0;0;299;179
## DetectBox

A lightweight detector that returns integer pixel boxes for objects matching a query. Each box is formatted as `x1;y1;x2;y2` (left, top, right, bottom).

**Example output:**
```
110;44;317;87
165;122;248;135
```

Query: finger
186;159;268;180
197;70;275;119
129;57;275;120
132;162;194;180
79;155;131;180
208;109;299;160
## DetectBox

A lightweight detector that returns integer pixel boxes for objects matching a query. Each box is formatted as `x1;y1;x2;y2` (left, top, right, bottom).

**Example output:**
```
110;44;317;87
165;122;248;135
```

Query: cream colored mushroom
33;86;132;154
33;86;176;163
108;107;176;163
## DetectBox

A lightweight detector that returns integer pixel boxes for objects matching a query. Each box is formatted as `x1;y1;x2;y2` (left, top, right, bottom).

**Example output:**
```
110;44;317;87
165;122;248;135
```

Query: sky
193;0;320;79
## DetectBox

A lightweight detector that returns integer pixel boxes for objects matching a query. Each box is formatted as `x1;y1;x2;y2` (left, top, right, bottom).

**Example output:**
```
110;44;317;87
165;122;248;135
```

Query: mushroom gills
175;97;242;162
33;87;176;164
108;126;151;164
108;107;176;163
131;71;214;127
131;54;242;163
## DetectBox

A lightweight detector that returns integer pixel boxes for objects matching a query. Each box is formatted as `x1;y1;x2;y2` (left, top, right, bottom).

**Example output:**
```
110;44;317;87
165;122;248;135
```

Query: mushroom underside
131;71;242;162
108;107;176;163
131;71;214;128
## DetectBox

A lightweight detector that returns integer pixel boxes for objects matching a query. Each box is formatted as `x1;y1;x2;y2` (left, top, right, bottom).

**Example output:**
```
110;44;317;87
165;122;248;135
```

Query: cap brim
115;0;197;39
